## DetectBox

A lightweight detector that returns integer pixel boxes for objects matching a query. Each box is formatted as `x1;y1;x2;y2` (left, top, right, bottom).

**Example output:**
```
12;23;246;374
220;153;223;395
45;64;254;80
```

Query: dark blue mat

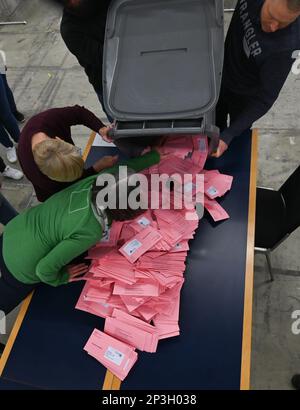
122;130;252;389
2;131;253;389
2;282;106;389
0;377;40;390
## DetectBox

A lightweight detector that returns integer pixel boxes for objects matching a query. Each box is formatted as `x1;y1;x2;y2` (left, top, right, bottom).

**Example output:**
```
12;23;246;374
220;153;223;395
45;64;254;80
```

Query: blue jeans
0;74;20;148
0;193;18;225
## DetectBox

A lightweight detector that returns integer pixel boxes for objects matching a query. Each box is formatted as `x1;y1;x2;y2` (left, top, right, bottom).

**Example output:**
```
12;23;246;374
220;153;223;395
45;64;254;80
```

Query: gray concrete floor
0;0;300;390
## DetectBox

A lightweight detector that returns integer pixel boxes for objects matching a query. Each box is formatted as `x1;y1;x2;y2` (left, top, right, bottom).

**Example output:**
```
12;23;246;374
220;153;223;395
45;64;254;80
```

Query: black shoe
291;374;300;390
14;110;25;123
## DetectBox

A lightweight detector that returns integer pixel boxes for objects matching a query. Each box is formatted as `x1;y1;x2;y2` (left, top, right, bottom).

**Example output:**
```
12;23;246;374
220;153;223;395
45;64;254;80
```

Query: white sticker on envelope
122;239;142;255
137;217;151;227
104;346;124;366
207;186;218;197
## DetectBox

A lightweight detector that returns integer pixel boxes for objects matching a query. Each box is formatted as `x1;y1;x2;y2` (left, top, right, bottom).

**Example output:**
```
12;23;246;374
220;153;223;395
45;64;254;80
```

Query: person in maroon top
17;105;117;202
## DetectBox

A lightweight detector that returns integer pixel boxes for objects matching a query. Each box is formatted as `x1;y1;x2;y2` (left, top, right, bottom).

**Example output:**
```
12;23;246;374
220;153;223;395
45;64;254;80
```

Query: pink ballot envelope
76;282;114;318
119;226;162;263
204;173;233;199
203;169;220;183
104;317;158;353
118;224;136;244
130;211;157;234
113;279;160;297
97;221;124;247
120;295;151;313
112;309;158;332
191;135;208;171
84;282;112;303
204;197;230;222
158;136;194;159
158;155;199;177
87;246;111;260
84;329;138;381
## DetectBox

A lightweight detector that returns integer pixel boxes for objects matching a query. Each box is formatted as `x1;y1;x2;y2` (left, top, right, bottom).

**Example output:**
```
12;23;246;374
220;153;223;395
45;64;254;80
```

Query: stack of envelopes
79;135;234;380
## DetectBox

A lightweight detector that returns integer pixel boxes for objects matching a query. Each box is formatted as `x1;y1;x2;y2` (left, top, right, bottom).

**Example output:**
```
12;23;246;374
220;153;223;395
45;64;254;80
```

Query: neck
31;132;49;149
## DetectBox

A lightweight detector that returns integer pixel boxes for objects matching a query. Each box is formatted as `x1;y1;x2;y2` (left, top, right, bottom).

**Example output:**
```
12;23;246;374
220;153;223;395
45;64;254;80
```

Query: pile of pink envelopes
78;135;233;380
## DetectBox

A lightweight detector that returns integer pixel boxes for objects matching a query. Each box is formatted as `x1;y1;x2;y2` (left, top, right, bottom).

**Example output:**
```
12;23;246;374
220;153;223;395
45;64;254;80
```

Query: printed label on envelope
137;217;151;227
122;240;142;256
104;346;124;366
207;186;218;197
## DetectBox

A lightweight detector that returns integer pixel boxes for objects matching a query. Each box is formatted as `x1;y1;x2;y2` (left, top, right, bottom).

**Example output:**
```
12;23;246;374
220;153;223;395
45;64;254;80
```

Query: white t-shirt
0;50;7;75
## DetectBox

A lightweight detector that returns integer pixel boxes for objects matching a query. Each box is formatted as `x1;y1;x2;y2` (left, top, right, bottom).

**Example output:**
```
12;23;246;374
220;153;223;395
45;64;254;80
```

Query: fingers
103;155;118;163
68;263;89;277
71;269;88;278
102;134;113;143
100;126;114;143
210;150;220;158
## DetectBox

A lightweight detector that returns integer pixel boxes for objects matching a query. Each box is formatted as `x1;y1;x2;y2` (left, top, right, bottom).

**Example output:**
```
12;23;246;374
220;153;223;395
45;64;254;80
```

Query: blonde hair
33;139;84;182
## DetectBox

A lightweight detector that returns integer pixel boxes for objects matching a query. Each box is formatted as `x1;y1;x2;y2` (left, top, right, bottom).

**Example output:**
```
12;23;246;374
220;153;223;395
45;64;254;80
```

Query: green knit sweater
3;150;160;287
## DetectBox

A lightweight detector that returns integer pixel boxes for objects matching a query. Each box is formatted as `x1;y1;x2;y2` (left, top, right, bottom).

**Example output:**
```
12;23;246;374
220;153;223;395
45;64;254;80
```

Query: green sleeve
35;232;101;287
119;150;160;172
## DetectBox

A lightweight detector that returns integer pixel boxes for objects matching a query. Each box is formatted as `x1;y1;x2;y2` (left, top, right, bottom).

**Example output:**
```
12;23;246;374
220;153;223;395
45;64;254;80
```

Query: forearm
66;105;105;131
35;264;69;287
221;99;272;145
119;150;161;172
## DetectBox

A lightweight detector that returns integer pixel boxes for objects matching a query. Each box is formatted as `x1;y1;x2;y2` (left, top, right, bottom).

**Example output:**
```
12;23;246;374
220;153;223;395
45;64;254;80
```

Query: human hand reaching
92;155;119;173
99;125;114;143
67;263;89;282
210;139;228;158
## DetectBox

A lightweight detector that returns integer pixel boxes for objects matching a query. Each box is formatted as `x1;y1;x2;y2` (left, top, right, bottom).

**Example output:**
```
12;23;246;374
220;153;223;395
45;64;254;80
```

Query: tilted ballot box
103;0;224;148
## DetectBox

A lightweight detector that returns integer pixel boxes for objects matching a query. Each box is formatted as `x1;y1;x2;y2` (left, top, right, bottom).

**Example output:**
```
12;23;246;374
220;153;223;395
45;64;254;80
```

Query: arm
221;52;293;145
61;18;103;69
35;231;101;287
119;150;161;172
53;105;105;133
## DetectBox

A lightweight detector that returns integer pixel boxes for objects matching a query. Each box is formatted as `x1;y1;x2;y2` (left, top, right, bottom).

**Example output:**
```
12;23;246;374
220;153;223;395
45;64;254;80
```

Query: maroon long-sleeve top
17;105;104;202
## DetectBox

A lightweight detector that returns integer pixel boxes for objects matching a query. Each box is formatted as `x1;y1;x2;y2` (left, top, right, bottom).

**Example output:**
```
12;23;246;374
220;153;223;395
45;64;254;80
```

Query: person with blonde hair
0;149;160;315
32;137;85;183
18;105;117;202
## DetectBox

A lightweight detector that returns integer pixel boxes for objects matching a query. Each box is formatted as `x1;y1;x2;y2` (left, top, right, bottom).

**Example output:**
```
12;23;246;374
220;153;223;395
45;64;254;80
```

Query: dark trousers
0;193;18;225
0;74;20;148
0;235;35;315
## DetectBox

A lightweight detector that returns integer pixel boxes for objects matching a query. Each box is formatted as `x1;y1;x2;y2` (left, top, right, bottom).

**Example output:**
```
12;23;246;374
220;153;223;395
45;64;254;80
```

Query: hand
99;125;114;143
67;263;89;282
211;139;228;158
141;146;151;155
92;155;118;173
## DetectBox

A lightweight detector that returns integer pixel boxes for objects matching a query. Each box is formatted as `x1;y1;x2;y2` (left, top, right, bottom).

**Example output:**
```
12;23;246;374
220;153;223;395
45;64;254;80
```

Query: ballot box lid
103;0;224;122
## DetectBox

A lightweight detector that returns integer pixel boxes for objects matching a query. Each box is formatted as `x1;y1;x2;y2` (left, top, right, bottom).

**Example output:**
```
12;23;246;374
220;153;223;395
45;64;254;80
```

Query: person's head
91;167;146;222
33;138;84;182
63;0;103;18
261;0;300;32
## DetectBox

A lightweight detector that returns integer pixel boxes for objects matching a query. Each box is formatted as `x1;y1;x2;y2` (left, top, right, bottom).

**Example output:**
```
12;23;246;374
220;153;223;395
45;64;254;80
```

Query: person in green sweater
0;150;160;315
